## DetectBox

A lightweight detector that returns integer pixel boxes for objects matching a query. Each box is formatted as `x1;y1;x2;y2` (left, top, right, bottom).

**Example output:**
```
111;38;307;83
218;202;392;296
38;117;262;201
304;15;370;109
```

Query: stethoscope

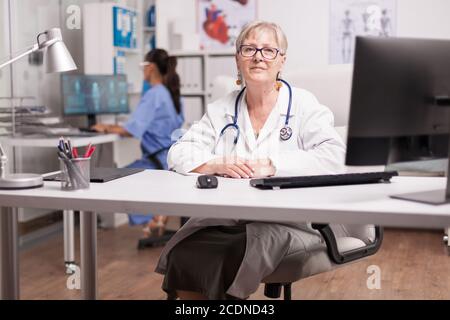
219;79;293;145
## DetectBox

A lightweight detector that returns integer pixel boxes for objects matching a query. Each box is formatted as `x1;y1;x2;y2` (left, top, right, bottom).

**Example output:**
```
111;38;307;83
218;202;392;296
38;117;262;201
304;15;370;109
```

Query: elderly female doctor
155;21;346;300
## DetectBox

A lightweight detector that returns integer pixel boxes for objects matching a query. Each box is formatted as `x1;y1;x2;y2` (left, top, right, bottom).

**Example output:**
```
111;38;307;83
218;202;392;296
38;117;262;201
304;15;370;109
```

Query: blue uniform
142;80;151;96
124;84;184;225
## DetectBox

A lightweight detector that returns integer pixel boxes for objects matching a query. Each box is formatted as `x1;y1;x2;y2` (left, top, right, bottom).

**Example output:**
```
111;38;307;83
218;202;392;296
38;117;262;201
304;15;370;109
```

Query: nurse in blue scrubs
92;48;184;234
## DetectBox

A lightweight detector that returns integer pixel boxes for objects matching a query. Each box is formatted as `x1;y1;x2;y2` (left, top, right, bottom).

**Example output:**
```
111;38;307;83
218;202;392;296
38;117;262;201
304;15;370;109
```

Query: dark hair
145;49;181;114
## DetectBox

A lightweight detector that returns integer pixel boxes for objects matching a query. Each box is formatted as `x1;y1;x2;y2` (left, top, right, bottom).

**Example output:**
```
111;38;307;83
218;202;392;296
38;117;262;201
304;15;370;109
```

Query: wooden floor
19;226;450;300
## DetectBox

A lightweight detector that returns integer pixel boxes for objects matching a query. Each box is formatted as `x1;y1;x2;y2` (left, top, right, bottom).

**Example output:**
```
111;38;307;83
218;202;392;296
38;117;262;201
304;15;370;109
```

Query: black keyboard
53;131;101;137
250;171;399;190
78;127;99;133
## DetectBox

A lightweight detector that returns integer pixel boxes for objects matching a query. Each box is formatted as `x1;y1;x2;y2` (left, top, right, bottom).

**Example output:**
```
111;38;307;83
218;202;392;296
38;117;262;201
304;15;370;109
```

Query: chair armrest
311;224;383;264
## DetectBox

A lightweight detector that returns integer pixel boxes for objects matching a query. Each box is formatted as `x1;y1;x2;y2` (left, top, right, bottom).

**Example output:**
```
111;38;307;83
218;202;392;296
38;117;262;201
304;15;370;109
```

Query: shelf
170;49;236;57
143;26;156;32
170;50;204;57
181;91;206;97
207;49;236;57
114;47;141;54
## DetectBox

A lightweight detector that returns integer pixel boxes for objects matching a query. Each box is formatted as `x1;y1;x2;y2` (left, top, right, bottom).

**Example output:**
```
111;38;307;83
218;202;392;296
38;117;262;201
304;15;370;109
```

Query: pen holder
60;157;91;191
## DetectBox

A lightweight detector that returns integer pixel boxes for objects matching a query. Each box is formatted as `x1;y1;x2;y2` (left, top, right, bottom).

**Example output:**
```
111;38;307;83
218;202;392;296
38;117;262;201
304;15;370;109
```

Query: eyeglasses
239;45;283;60
139;61;150;69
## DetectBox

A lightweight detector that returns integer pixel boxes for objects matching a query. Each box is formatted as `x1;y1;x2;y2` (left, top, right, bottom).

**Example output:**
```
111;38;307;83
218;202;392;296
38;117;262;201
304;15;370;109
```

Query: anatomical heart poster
198;0;257;50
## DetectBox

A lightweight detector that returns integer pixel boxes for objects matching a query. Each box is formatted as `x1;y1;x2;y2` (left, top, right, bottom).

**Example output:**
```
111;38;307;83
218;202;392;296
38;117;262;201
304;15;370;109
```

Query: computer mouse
196;175;218;189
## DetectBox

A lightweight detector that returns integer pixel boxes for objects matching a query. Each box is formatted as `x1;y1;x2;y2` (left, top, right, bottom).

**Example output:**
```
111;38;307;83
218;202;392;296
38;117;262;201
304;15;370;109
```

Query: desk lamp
0;28;77;189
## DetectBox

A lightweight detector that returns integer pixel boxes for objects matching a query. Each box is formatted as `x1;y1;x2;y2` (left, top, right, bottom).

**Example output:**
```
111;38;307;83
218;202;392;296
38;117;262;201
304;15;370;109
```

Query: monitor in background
346;36;450;205
62;74;129;127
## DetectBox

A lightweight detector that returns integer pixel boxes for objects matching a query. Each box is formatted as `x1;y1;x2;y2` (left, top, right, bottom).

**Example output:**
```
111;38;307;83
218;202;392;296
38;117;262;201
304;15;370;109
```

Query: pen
59;137;71;159
72;147;79;158
85;146;96;158
58;138;65;152
84;143;92;158
65;144;72;159
67;139;73;158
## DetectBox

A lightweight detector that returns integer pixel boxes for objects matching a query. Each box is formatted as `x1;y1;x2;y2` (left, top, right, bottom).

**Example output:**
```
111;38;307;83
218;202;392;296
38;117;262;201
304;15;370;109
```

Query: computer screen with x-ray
62;74;129;116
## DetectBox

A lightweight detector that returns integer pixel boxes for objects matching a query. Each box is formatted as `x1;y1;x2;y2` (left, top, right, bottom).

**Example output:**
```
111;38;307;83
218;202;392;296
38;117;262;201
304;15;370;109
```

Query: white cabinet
171;50;237;127
83;1;158;94
83;3;141;93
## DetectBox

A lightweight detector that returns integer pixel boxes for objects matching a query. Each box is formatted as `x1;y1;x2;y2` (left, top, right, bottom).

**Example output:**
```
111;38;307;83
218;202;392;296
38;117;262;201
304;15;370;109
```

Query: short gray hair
235;21;288;54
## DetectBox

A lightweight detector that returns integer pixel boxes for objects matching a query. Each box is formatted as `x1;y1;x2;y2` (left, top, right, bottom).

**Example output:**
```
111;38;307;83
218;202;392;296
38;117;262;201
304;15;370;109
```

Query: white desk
1;170;450;300
0;133;121;274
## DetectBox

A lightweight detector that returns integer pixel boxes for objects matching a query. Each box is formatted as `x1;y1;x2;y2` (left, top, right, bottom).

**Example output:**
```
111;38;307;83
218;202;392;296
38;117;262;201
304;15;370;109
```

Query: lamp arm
0;43;39;70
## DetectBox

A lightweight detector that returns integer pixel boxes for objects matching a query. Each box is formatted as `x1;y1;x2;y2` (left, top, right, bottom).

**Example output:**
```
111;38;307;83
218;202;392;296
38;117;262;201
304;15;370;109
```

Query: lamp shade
39;28;77;73
45;40;77;73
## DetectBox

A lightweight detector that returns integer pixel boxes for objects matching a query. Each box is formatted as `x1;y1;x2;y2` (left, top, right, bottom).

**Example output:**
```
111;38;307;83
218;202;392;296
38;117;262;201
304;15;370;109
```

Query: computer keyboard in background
250;171;399;190
42;131;101;137
78;127;99;133
44;127;101;137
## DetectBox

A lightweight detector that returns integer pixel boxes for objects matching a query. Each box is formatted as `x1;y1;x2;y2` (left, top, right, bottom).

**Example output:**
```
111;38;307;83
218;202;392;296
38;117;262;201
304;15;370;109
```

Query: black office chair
263;224;383;300
164;223;382;300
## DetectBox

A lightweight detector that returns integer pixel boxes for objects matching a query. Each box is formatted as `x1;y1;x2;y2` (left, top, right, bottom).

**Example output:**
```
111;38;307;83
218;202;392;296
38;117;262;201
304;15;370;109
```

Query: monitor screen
346;36;450;166
62;74;129;115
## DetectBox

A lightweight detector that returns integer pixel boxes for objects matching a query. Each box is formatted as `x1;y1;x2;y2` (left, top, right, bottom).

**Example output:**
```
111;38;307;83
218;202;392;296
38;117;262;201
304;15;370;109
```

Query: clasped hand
194;156;275;179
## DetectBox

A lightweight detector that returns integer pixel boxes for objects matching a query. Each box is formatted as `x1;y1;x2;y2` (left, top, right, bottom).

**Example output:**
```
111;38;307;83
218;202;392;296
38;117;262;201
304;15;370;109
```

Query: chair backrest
334;126;385;173
210;75;240;103
283;64;353;127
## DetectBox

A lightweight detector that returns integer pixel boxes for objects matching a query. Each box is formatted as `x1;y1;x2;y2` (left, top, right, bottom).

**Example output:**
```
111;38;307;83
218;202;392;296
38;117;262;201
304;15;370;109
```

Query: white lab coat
155;85;347;299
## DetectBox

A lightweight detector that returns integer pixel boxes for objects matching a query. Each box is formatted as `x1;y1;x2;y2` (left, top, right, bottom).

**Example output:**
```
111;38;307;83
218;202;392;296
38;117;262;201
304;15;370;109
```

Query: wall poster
330;0;397;64
197;0;257;50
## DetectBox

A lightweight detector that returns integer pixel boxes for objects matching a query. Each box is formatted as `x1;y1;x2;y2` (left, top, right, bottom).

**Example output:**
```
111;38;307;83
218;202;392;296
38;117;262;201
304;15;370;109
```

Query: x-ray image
330;0;397;64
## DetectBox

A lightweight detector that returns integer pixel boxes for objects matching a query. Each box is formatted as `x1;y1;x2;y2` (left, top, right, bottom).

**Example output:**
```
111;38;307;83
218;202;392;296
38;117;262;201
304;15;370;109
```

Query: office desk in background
1;170;450;300
0;133;120;148
0;133;138;274
1;132;141;173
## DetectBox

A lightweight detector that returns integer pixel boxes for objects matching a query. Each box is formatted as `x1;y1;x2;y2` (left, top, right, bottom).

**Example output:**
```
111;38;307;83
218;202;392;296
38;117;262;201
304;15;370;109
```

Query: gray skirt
162;224;247;300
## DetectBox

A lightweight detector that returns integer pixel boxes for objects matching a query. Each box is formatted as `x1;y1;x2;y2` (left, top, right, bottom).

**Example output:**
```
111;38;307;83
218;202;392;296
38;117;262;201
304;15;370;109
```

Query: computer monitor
62;74;129;126
346;36;450;204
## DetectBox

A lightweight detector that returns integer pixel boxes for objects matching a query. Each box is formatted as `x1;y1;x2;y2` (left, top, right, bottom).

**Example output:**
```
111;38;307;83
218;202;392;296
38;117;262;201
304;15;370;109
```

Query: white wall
9;0;61;111
156;0;450;70
397;0;450;39
0;0;11;99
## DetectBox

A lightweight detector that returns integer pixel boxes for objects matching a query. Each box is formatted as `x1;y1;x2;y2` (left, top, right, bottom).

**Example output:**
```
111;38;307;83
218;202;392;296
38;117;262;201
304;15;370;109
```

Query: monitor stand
391;189;449;205
390;130;450;205
87;114;97;128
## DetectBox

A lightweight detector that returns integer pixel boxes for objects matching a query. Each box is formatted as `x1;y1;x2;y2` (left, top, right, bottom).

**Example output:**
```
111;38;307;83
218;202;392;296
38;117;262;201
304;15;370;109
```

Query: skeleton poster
330;0;397;64
197;0;257;50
